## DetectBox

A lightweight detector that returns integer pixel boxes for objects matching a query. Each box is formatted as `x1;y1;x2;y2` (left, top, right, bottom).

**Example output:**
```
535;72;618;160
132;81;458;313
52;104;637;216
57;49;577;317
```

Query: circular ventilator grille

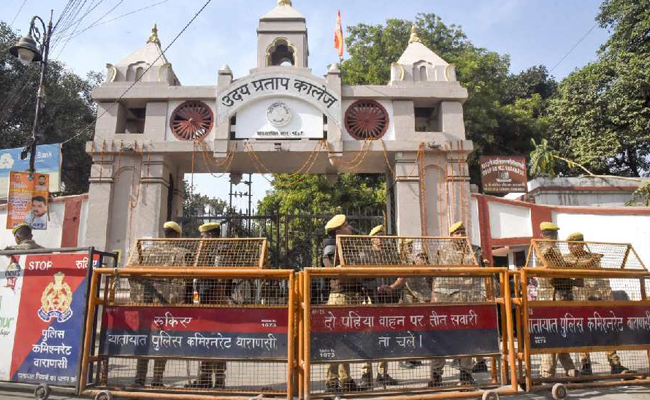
170;101;214;141
344;99;390;140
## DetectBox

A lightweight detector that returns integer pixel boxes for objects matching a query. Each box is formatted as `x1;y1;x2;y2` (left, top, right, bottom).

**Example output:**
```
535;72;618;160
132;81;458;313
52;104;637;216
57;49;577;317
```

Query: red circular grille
170;101;214;141
344;100;389;140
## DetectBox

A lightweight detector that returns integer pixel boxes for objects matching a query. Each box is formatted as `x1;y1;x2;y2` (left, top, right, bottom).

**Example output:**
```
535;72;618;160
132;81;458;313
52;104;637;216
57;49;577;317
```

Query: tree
181;181;228;237
341;14;556;183
544;0;650;177
257;174;386;269
597;0;650;55
0;22;100;195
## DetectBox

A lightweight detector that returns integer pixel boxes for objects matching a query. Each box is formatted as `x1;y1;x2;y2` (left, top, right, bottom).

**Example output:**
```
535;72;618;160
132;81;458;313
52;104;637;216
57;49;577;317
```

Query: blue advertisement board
0;144;61;198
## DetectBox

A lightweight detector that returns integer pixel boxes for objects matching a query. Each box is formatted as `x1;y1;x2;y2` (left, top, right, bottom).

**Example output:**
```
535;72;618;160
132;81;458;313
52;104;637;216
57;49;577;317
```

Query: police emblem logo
38;272;73;323
3;259;21;291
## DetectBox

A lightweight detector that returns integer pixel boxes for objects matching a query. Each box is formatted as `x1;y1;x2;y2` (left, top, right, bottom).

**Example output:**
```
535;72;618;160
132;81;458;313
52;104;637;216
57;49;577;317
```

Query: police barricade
517;239;650;399
78;238;297;400
300;235;518;400
0;247;117;400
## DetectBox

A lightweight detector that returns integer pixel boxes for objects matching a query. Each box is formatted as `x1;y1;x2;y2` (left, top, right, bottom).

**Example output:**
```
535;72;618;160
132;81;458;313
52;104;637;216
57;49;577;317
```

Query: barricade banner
81;264;295;399
528;305;650;350
0;251;94;388
102;306;288;358
310;304;499;361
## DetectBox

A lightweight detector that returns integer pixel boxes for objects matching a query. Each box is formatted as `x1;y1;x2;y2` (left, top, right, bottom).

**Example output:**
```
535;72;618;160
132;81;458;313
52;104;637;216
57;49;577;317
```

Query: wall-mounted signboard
480;155;528;194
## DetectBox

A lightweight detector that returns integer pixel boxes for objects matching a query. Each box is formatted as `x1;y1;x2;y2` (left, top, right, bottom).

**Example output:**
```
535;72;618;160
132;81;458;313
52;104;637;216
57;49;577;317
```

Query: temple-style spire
409;25;421;44
146;23;161;46
278;0;292;6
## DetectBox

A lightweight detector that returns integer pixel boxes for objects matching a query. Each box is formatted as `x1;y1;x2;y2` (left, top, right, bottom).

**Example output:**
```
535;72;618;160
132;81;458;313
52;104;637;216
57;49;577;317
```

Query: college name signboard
310;305;499;362
528;305;650;350
480;156;528;193
217;73;341;127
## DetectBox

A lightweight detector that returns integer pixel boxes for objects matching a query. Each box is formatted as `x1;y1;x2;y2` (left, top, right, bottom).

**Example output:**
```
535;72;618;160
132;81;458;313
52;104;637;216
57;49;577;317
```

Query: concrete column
81;152;115;249
325;64;343;161
421;151;447;236
214;65;234;157
439;101;466;139
130;154;171;242
439;142;472;236
143;102;168;140
393;151;422;236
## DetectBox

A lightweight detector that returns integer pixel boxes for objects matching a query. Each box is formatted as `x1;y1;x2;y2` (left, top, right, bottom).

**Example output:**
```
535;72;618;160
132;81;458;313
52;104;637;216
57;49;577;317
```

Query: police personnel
132;221;189;387
379;246;431;369
564;232;631;376
358;225;399;389
188;222;229;389
429;221;483;387
536;222;580;379
5;223;44;250
322;215;364;393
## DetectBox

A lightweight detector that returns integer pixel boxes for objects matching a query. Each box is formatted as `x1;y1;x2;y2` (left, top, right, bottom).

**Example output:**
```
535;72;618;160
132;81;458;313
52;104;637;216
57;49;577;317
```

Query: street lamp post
9;11;54;175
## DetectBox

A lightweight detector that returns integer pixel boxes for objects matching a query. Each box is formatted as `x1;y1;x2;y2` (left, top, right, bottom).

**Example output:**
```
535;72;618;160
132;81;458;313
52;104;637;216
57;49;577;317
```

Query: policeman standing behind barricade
448;222;492;373
358;225;399;389
378;241;431;369
429;221;483;387
131;221;188;388
564;232;632;376
322;215;364;393
5;223;44;250
187;222;229;389
535;222;581;379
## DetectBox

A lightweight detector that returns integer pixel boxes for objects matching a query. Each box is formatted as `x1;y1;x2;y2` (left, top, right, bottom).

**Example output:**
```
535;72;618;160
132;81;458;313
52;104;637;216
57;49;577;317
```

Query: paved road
0;385;649;400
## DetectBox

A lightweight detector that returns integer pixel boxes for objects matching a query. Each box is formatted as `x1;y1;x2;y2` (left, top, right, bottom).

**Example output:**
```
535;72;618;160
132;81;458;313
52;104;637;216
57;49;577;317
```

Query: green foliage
529;139;559;178
597;0;650;55
545;0;650;177
341;14;556;183
258;174;386;216
626;183;650;206
181;181;228;237
0;22;100;195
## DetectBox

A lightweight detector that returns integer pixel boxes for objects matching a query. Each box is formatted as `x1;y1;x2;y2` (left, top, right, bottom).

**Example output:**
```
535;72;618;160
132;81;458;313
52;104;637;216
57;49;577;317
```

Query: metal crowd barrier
78;238;298;400
515;239;650;399
0;247;117;400
79;267;295;400
297;235;518;400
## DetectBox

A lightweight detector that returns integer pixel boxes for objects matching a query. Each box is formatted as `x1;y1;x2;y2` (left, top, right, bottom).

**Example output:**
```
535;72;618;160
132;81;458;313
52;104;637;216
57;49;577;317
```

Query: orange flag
334;10;344;59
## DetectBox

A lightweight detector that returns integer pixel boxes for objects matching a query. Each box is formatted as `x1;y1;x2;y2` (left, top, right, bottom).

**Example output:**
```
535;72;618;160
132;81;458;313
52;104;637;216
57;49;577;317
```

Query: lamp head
10;34;42;65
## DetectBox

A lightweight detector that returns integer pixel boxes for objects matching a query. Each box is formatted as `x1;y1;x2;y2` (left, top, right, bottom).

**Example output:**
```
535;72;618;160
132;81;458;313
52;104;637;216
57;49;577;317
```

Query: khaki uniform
194;242;233;388
535;241;578;378
326;277;365;384
430;245;484;377
130;243;189;386
4;239;43;251
358;246;400;380
565;251;622;370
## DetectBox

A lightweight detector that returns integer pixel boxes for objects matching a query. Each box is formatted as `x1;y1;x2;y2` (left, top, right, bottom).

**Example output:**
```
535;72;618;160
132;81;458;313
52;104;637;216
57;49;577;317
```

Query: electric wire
62;0;172;41
61;0;214;145
549;23;598;74
54;0;121;58
9;0;28;27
